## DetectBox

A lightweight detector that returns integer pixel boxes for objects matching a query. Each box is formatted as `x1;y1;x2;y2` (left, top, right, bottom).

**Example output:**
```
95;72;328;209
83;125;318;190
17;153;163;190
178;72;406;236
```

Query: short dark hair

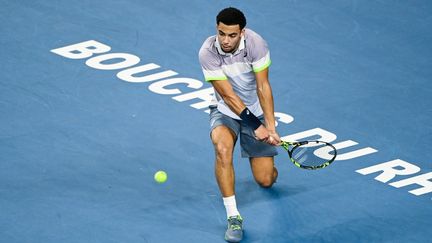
216;7;247;30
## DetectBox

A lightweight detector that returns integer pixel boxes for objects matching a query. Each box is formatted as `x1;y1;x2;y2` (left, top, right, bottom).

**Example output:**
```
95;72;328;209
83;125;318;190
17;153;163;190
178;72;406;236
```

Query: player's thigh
209;107;239;150
210;125;237;148
211;126;236;164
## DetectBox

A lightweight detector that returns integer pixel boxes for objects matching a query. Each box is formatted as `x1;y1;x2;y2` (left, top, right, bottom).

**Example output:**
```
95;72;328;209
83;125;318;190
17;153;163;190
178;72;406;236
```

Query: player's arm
255;67;281;144
210;79;270;141
210;79;245;115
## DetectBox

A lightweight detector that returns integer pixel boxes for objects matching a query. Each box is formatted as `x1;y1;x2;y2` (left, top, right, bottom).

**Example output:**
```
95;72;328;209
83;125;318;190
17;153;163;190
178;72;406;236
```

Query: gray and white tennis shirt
198;28;271;119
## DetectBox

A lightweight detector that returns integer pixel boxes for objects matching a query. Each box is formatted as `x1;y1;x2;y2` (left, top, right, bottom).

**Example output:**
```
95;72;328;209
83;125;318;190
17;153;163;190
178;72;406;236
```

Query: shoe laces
228;216;242;230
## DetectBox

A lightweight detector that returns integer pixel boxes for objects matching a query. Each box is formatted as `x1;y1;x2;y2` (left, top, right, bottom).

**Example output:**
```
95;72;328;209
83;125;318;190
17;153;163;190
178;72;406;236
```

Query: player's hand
254;126;280;146
268;130;281;146
254;125;269;141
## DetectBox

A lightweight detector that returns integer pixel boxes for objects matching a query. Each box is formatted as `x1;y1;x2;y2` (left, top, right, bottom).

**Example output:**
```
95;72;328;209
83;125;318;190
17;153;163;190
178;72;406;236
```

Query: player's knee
256;168;278;188
215;143;232;160
257;179;274;188
256;176;275;188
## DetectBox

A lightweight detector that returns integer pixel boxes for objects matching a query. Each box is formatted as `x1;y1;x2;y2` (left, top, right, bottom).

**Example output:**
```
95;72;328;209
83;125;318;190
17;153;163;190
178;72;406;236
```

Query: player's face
217;23;244;53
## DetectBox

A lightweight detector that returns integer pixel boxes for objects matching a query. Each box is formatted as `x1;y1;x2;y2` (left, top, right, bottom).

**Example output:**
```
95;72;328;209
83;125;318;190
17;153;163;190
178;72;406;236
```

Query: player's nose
222;36;229;44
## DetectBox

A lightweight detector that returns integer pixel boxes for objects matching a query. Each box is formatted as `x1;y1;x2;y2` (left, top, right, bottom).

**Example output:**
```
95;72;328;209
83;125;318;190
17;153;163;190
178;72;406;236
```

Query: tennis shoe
225;215;243;242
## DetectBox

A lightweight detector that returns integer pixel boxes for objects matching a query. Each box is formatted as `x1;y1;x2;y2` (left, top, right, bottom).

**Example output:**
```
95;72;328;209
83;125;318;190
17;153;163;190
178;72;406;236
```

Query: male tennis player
198;7;281;242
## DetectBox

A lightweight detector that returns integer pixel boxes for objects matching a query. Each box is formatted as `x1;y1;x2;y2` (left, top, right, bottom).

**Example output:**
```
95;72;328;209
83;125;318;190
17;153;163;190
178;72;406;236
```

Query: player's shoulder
244;28;267;47
199;35;219;61
245;28;263;39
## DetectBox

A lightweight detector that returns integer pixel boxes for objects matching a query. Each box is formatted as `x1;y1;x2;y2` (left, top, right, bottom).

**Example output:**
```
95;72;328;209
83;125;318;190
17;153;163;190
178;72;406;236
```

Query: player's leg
239;116;279;188
211;125;237;197
209;107;243;242
249;156;278;188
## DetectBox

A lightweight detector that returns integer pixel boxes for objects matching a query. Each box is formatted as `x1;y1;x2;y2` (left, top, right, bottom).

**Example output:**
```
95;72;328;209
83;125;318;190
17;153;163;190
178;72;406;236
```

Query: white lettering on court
51;40;431;197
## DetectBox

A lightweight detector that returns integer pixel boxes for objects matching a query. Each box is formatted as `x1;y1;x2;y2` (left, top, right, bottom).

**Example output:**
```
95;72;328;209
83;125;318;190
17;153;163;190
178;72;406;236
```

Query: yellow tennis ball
154;171;167;183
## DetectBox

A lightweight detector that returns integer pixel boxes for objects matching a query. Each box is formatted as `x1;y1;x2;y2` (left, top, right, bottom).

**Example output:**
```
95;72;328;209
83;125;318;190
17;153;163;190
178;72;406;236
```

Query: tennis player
198;7;281;242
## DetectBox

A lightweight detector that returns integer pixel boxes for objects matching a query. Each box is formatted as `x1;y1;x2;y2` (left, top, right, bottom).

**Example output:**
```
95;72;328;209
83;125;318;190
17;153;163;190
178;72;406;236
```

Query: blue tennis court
1;1;431;242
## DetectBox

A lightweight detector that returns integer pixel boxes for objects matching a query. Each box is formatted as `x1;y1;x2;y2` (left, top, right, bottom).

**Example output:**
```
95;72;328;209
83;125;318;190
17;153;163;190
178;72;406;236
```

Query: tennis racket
280;140;337;170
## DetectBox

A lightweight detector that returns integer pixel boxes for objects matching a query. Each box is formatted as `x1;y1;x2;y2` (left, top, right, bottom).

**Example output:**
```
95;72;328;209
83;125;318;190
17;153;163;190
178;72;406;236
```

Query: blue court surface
1;1;431;242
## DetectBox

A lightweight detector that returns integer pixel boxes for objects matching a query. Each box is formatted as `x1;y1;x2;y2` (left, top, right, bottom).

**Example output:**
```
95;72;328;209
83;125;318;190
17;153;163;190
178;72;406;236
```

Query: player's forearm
220;93;246;116
211;80;246;115
257;81;276;131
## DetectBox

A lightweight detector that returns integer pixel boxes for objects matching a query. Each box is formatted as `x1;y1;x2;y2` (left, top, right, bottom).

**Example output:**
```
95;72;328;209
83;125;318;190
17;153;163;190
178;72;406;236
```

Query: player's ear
240;28;245;37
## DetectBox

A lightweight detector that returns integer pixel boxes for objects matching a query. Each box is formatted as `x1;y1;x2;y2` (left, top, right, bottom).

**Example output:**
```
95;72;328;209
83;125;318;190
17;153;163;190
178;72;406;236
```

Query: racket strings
290;144;334;167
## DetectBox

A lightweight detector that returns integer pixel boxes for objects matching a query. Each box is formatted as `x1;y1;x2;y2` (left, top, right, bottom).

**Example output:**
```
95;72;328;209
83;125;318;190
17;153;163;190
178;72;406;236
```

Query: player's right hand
268;130;281;145
254;125;279;146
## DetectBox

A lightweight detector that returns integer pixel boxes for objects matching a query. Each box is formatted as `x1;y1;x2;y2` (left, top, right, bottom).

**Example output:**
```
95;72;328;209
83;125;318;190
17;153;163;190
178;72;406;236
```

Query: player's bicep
255;67;270;91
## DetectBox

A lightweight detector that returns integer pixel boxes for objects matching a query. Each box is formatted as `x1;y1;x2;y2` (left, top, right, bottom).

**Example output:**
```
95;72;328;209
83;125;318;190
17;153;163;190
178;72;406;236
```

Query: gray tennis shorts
209;106;278;158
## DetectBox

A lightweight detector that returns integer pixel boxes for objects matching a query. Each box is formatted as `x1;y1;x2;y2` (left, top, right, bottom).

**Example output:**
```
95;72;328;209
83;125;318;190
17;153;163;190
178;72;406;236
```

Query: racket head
281;140;337;170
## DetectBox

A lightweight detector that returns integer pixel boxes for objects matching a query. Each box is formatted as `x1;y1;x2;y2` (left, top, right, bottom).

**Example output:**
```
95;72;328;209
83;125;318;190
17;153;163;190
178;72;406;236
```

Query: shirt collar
215;36;245;56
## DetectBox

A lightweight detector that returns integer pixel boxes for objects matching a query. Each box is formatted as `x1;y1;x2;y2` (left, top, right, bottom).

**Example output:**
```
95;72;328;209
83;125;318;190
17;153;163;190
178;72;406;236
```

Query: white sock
223;195;240;218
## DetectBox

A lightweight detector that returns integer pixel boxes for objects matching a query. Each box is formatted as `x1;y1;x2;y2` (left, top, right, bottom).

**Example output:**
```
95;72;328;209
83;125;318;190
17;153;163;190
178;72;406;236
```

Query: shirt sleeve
198;47;227;82
249;34;272;73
